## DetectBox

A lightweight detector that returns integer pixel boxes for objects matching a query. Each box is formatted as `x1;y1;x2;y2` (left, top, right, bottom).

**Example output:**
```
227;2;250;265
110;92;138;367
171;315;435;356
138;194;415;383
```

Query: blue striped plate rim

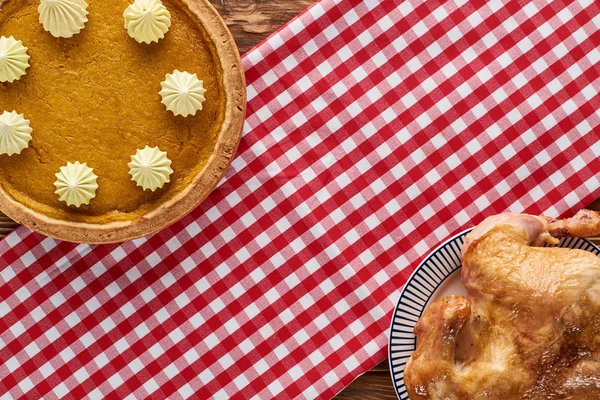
388;228;600;400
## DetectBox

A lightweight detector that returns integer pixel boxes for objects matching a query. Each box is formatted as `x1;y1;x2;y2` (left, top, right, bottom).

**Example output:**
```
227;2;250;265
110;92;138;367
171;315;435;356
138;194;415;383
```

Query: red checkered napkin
2;0;600;398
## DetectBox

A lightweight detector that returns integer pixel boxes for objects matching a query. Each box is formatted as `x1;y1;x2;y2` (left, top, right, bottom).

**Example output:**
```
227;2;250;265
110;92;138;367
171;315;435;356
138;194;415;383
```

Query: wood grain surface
2;1;598;399
210;0;315;54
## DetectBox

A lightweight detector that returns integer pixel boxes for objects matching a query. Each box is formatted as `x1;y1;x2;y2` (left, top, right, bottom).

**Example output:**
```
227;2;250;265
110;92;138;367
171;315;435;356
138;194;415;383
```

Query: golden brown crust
408;213;600;399
0;0;246;243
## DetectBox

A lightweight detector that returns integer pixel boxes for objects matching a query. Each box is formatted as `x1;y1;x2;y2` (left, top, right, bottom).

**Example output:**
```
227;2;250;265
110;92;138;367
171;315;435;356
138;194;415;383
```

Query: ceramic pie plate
388;229;600;400
0;0;246;244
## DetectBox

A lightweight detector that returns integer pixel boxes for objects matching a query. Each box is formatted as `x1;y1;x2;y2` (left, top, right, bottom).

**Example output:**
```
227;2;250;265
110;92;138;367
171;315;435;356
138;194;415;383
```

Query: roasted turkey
405;210;600;399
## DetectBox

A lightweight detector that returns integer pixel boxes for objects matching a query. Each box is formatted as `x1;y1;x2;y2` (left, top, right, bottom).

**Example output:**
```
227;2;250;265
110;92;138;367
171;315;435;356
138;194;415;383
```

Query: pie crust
0;0;246;243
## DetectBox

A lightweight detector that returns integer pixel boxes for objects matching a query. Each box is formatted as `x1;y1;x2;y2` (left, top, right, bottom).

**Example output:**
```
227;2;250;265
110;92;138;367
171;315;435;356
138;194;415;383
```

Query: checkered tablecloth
2;0;600;398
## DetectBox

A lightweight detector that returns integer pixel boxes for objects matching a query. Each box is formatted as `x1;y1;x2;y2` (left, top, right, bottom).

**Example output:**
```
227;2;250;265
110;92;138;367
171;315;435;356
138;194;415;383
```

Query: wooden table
2;1;598;399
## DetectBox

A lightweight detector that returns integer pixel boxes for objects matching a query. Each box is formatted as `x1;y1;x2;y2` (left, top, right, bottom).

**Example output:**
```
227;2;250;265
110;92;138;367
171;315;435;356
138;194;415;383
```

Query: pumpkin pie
0;0;245;243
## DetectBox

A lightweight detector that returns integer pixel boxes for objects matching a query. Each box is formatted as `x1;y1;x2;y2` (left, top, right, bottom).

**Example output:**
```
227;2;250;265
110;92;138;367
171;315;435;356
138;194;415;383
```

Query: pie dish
0;0;245;243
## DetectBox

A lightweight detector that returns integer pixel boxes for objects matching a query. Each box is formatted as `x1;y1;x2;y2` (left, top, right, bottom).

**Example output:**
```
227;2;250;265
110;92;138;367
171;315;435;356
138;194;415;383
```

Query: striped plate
388;228;600;400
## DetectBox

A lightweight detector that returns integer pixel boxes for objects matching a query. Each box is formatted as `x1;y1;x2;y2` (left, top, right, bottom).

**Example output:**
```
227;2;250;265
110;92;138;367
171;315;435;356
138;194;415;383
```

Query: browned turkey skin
405;210;600;400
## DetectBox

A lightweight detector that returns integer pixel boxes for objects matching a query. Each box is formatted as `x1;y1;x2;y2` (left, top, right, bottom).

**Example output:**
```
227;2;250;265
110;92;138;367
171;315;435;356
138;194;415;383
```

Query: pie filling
0;0;226;223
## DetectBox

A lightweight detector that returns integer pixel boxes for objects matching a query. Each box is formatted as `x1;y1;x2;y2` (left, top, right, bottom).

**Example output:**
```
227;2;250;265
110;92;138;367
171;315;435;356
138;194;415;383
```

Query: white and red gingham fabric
2;0;600;398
